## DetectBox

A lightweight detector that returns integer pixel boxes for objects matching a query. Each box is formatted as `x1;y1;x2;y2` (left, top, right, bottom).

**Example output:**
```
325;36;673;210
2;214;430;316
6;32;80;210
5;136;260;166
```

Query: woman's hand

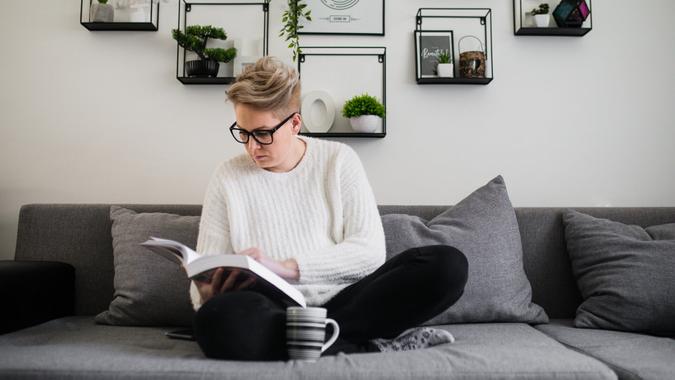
194;267;256;305
239;247;299;281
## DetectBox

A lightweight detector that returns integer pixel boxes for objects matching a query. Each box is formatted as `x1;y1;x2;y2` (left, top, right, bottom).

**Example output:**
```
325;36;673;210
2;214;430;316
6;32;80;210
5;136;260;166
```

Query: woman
191;56;468;360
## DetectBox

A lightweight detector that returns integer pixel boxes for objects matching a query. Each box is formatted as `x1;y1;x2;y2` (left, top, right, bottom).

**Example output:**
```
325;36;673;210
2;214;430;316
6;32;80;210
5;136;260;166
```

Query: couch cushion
563;209;675;336
382;175;548;325
536;319;675;380
0;316;615;380
94;206;196;326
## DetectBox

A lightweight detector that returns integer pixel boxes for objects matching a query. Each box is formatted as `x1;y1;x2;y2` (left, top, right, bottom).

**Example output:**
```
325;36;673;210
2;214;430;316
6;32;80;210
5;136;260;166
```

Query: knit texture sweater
189;135;386;311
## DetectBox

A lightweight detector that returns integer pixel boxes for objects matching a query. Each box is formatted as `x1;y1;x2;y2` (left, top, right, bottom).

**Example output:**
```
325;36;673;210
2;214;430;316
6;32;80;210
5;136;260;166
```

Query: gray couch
1;204;674;380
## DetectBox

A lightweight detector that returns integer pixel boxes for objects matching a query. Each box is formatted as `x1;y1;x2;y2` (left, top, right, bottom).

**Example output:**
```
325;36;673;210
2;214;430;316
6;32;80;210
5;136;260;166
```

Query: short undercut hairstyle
226;56;301;119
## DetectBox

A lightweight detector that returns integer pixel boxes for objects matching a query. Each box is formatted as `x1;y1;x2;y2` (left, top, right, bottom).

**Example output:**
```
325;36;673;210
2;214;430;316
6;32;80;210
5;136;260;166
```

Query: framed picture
415;30;454;78
233;56;259;76
298;0;385;36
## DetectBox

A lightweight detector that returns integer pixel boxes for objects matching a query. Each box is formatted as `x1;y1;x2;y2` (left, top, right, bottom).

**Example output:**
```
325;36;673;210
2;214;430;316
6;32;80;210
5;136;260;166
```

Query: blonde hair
226;56;301;119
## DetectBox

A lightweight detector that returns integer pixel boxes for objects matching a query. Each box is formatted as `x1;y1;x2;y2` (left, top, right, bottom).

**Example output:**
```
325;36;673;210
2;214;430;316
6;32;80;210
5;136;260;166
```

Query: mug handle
321;318;340;353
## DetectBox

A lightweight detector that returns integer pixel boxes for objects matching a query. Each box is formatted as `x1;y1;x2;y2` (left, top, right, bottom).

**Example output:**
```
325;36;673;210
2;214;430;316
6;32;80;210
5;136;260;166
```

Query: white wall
1;0;674;260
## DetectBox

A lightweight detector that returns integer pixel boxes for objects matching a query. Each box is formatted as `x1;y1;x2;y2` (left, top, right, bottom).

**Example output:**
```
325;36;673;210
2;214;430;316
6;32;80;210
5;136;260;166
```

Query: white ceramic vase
534;14;550;27
349;115;381;133
437;63;454;78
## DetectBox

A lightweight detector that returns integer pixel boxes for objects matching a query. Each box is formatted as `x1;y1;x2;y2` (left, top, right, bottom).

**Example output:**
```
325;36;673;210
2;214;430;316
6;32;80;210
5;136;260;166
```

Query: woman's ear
291;113;302;134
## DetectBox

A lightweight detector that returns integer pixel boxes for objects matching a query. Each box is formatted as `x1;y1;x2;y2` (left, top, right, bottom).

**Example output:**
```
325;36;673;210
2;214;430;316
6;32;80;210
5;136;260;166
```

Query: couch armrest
0;260;75;334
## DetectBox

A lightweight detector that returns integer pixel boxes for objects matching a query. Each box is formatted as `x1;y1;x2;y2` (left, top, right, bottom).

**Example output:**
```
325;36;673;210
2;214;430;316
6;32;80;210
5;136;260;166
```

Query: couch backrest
15;204;675;319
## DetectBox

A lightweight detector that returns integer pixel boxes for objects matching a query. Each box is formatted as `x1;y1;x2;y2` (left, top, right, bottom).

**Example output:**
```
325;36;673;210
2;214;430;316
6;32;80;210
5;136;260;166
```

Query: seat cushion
536;319;675;380
0;316;615;380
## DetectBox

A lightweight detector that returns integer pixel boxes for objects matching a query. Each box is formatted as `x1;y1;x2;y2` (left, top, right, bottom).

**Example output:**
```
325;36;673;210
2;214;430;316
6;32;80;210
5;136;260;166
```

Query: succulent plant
436;50;452;64
531;3;550;15
342;93;386;119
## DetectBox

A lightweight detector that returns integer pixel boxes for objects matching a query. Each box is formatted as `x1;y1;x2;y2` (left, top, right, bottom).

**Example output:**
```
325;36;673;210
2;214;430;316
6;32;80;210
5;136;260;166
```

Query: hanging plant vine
280;0;312;62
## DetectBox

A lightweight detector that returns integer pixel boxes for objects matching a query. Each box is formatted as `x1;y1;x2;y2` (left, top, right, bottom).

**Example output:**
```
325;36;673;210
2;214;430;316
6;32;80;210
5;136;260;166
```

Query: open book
140;236;306;308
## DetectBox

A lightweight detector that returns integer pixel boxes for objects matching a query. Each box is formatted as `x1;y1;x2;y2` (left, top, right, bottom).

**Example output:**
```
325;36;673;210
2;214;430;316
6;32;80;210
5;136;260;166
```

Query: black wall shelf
177;77;235;85
80;0;160;31
176;0;270;85
297;47;386;139
415;8;494;85
513;0;592;36
417;77;492;85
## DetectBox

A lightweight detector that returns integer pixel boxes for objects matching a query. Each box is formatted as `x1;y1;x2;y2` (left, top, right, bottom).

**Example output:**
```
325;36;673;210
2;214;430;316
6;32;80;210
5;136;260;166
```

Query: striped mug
286;307;340;361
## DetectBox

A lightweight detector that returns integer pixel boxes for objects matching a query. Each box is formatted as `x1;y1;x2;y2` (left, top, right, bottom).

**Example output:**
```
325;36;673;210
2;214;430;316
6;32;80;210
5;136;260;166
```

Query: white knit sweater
189;135;386;311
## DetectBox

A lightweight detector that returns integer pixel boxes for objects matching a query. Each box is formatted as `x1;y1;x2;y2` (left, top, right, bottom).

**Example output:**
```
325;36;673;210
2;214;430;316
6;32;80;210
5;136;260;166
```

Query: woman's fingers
210;267;224;287
220;269;240;293
239;247;262;260
235;276;256;291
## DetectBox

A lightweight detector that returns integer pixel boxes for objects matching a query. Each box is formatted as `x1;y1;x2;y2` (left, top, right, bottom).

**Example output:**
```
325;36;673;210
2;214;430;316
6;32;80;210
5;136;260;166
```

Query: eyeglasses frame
229;112;299;145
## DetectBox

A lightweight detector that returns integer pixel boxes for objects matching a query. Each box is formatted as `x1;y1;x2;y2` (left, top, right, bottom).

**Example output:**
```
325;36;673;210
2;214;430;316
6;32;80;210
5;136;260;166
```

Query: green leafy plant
97;0;109;4
531;3;550;15
342;94;386;119
172;25;237;62
436;50;452;64
280;0;312;62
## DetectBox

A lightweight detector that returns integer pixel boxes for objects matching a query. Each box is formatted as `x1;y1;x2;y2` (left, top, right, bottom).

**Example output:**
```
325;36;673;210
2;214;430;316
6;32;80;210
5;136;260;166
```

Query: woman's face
233;103;302;172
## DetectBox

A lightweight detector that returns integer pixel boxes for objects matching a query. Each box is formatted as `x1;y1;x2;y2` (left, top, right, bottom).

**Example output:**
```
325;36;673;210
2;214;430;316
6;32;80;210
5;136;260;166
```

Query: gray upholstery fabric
536;319;675;380
563;210;675;336
15;204;203;315
14;204;675;319
382;176;548;324
94;206;196;326
0;316;617;380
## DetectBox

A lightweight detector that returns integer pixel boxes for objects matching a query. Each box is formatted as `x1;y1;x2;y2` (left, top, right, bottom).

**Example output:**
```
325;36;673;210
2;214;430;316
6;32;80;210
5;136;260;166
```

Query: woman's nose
247;136;261;149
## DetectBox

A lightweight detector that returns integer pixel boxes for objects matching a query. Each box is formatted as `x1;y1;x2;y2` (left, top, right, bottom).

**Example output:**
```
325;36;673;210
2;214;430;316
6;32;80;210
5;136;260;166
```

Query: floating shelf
513;0;592;36
177;77;235;85
415;8;494;85
302;132;386;138
176;0;269;85
80;1;160;31
515;27;591;36
417;77;493;85
297;46;387;139
81;22;159;31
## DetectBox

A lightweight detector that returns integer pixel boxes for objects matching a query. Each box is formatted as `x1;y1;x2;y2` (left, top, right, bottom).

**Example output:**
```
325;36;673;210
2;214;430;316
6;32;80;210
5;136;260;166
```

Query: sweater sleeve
294;147;386;284
189;163;234;311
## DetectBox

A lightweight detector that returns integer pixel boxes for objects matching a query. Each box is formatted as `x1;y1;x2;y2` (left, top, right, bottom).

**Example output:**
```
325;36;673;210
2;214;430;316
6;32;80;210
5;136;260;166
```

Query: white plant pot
349;115;381;133
436;63;454;78
534;14;550;27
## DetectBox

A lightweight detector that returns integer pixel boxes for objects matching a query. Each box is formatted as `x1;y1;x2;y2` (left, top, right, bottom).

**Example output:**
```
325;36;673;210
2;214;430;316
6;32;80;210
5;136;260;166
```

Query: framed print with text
298;0;385;36
415;30;454;78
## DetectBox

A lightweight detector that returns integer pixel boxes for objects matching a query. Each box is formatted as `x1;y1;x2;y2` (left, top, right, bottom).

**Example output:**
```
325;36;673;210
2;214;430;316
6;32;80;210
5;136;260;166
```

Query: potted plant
90;0;114;22
531;3;550;27
435;50;454;78
280;0;312;62
172;25;237;78
342;93;385;133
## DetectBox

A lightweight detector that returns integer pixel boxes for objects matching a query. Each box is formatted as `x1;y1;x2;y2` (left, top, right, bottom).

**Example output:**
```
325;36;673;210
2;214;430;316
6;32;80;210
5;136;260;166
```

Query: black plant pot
186;60;220;78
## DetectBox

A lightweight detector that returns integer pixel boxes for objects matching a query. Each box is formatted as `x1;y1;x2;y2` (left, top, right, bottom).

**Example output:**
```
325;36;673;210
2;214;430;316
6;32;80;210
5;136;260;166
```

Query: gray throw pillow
382;175;548;325
563;209;675;336
95;206;196;326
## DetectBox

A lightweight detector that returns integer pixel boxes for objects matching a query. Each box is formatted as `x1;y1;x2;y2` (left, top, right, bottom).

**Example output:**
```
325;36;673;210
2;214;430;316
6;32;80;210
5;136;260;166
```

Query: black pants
193;245;468;361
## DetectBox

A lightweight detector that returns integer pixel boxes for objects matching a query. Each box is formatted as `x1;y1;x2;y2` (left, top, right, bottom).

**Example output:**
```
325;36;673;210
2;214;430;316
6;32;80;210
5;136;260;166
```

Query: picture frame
233;55;259;76
415;30;454;79
298;0;385;36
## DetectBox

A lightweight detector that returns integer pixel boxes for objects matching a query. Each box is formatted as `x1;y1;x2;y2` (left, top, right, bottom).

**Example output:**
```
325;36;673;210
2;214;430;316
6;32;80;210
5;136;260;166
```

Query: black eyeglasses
229;112;298;145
